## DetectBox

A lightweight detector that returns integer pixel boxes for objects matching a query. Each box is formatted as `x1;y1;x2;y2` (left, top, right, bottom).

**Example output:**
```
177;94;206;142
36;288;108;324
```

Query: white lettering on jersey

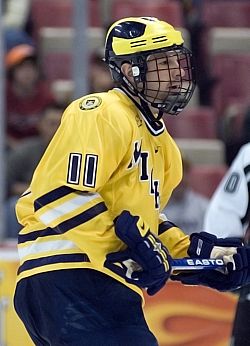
129;141;160;209
127;140;142;169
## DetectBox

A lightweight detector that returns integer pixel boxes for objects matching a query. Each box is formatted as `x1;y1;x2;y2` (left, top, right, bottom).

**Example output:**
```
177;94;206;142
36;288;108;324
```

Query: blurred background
0;1;249;345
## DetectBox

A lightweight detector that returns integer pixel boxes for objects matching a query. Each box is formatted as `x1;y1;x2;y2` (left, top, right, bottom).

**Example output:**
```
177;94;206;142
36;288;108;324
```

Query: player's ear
121;63;133;79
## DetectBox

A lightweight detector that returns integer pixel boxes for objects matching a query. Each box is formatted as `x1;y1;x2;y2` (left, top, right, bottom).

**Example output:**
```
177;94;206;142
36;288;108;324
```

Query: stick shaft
171;258;225;271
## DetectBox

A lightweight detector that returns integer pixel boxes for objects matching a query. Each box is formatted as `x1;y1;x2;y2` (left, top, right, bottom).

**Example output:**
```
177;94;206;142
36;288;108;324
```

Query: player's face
141;51;185;103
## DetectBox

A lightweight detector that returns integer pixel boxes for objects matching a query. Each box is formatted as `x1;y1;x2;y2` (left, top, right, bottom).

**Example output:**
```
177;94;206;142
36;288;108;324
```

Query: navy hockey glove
105;211;172;295
171;246;250;292
187;232;243;258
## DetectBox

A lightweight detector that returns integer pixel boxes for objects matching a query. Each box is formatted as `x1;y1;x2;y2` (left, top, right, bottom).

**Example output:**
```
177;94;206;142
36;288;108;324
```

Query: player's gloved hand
187;231;243;259
171;246;250;292
104;210;172;295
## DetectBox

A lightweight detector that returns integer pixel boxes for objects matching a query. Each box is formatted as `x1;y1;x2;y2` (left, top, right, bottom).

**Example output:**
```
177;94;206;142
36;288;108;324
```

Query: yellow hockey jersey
16;89;189;297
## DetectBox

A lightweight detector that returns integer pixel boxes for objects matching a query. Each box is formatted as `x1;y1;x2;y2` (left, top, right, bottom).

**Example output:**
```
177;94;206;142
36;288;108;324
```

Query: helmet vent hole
130;40;147;47
152;36;168;43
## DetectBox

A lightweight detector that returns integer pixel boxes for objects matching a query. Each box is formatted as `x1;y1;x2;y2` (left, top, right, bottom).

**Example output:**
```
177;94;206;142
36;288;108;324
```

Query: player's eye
158;59;168;65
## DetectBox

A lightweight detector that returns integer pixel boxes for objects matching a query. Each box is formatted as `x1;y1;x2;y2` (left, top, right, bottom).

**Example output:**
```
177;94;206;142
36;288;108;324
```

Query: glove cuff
188;232;243;258
188;232;216;257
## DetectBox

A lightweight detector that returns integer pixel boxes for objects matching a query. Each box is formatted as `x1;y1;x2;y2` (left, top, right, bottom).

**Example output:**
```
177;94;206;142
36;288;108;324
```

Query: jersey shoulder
69;90;133;114
65;90;138;135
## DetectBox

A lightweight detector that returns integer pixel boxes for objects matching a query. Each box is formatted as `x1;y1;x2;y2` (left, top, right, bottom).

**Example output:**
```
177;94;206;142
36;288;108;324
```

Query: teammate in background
13;17;250;346
204;143;250;346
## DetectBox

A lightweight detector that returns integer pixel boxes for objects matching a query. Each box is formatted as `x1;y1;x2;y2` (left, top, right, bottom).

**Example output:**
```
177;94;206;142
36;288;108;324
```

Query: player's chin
146;87;169;99
152;91;172;103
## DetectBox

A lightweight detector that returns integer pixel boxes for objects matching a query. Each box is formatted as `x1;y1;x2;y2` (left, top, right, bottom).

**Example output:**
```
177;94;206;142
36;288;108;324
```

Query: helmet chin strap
139;99;164;121
129;73;164;121
111;62;164;122
120;84;163;125
155;109;164;120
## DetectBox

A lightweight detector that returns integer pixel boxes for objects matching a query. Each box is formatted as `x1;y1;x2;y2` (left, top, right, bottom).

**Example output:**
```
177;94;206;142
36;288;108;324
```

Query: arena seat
202;0;250;28
51;79;74;105
31;0;101;38
111;0;184;27
39;27;105;55
41;53;72;82
39;27;105;82
209;28;250;55
189;164;228;198
164;107;217;139
176;139;225;165
211;54;250;115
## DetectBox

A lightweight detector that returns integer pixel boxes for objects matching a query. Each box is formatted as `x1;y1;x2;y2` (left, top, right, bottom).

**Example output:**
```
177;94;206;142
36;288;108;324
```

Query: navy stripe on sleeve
19;202;108;244
158;220;177;235
55;202;107;234
34;186;76;211
18;227;58;244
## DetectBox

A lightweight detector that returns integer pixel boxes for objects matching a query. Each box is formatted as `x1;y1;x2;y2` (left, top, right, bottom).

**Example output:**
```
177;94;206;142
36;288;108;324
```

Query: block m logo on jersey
127;140;142;169
128;140;160;209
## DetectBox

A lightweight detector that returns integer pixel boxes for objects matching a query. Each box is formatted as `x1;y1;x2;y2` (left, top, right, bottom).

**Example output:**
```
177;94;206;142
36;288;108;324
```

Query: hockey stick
123;258;226;278
171;258;226;273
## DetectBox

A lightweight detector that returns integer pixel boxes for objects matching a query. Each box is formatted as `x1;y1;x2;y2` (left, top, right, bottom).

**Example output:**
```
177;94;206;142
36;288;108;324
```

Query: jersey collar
114;88;165;136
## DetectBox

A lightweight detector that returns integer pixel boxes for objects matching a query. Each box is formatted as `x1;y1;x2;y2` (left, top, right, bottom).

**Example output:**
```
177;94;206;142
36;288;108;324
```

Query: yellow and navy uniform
16;88;189;298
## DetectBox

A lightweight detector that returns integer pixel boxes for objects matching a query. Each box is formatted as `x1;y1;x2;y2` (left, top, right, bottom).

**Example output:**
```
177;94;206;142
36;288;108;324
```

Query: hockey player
204;143;250;238
13;17;250;345
204;143;250;346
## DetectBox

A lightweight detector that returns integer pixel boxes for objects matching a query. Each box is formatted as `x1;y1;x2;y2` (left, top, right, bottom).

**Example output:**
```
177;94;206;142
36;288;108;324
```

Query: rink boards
0;243;237;346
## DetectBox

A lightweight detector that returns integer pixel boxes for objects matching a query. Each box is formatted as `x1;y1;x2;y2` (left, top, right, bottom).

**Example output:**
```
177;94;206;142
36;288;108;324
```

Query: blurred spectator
5;103;63;239
5;44;55;149
221;103;250;166
89;53;114;93
3;0;34;50
181;0;217;106
162;157;209;235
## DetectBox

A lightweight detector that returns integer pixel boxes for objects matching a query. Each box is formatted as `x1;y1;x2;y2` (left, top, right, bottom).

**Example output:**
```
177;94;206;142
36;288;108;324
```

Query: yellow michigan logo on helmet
106;17;184;56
